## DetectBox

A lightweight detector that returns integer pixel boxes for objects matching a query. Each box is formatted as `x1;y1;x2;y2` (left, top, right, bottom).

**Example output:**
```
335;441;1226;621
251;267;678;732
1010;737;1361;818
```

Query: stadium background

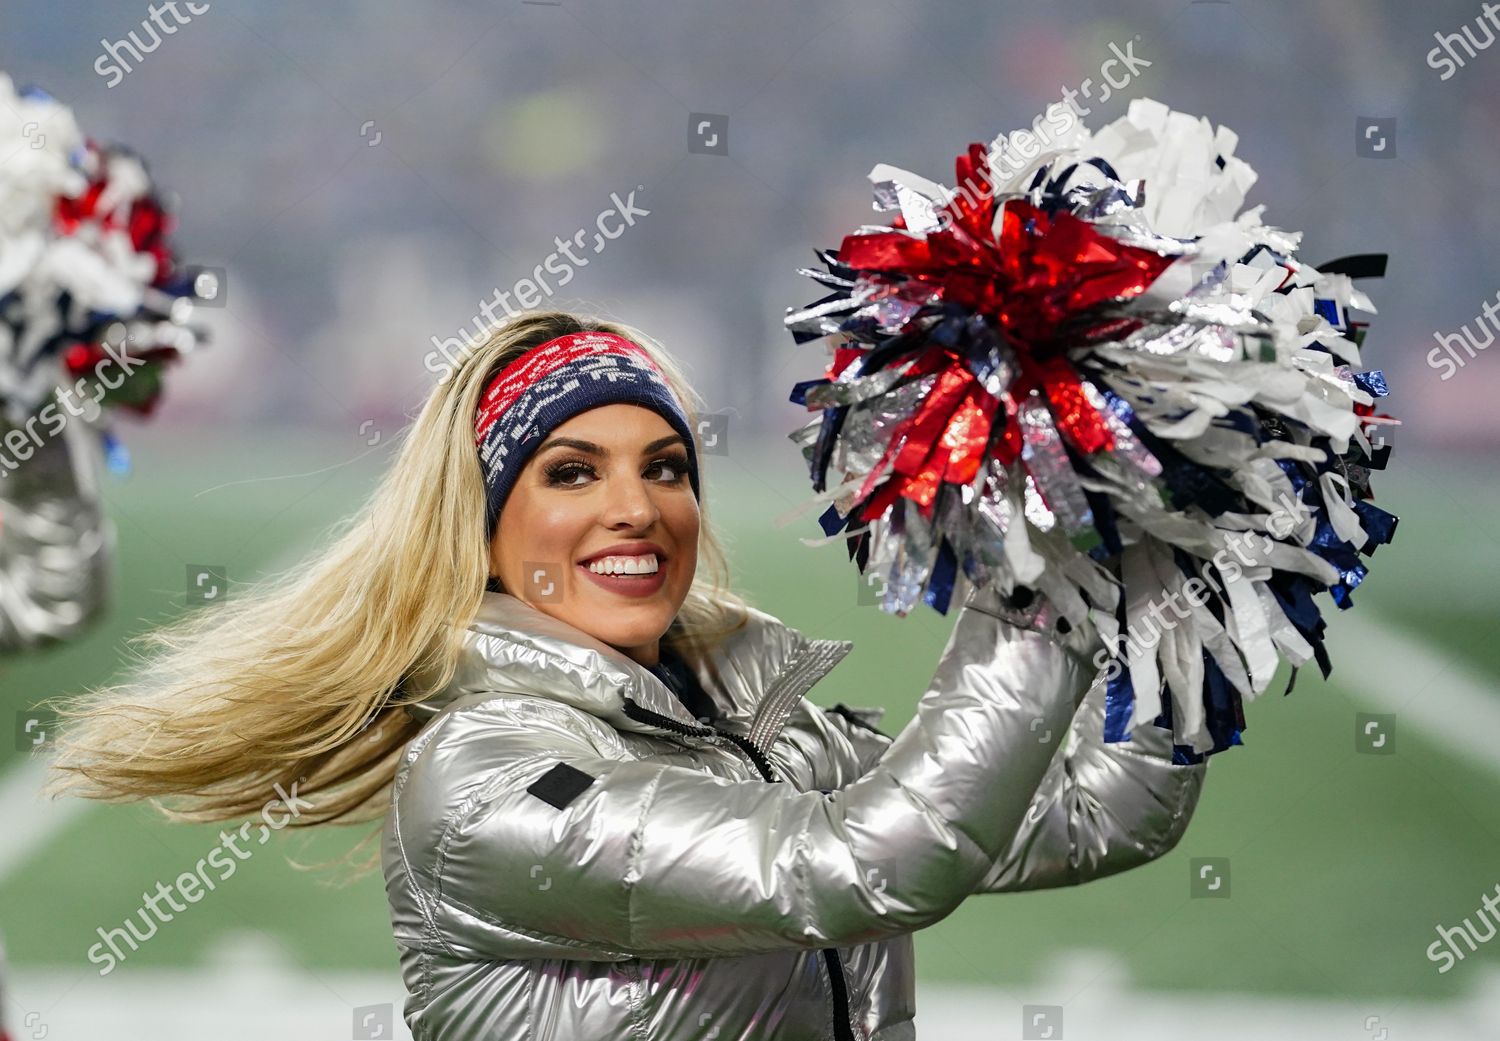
2;1;1498;1036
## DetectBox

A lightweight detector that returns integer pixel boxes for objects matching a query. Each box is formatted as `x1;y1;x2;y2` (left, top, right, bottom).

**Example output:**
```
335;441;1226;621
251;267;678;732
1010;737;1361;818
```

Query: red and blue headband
473;331;701;538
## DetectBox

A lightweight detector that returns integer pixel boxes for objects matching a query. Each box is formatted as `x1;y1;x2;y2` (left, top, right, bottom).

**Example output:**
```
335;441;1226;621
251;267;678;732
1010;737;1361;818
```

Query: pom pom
0;70;213;437
783;98;1399;760
0;70;210;652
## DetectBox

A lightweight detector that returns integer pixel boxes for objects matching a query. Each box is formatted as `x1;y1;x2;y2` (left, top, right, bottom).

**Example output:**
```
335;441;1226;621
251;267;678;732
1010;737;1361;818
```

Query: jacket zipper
620;697;859;1041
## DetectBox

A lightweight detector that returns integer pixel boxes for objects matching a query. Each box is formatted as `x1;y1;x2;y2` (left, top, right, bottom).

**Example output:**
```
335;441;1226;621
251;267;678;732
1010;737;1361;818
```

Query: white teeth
586;554;659;576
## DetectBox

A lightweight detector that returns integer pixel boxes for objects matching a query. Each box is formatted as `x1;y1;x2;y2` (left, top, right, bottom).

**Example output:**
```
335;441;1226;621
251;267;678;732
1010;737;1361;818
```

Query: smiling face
489;403;699;668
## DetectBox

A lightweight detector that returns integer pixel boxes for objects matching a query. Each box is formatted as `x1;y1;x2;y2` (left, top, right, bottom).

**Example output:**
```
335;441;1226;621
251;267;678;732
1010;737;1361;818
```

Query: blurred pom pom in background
0;70;211;652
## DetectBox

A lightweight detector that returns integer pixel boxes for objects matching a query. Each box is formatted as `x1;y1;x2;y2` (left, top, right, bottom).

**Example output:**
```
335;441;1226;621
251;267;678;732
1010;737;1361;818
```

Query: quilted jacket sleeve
970;666;1208;892
816;629;1208;892
385;585;1100;961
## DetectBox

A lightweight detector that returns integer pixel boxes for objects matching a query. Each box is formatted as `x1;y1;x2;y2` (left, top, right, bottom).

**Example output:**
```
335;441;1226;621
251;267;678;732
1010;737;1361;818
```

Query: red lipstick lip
577;542;666;565
576;560;667;598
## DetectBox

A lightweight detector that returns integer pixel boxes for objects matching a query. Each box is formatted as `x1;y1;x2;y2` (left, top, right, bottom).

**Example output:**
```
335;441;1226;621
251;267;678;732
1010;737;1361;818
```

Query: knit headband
473;330;701;538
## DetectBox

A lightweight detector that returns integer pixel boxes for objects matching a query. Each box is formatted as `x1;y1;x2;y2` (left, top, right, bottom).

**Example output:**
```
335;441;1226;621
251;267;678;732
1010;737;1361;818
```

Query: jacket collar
406;591;854;752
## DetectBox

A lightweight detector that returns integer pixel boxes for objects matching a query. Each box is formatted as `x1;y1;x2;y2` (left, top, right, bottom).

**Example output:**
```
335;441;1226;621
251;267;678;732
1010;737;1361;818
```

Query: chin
591;611;672;643
562;593;669;634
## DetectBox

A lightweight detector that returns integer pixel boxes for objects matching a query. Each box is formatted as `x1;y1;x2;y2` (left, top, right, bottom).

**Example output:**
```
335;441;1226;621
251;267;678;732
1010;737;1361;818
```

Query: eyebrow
536;434;687;456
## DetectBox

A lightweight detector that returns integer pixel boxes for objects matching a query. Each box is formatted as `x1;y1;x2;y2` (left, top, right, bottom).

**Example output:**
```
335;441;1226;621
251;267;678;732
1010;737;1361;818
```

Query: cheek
528;503;595;560
665;500;701;568
497;498;594;575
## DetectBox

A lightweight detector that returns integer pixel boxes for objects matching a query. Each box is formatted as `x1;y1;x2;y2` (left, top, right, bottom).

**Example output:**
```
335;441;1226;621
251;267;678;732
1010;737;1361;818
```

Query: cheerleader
45;309;1205;1039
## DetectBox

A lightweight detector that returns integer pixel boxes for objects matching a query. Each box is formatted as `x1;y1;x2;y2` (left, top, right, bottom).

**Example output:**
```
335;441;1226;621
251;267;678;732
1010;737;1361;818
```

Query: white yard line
1327;610;1500;778
0;754;92;885
0;536;324;888
4;602;1500;1039
2;945;1499;1041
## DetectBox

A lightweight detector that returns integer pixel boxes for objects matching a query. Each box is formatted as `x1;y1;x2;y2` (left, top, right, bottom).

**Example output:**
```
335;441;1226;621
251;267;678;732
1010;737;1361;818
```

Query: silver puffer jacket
382;585;1208;1040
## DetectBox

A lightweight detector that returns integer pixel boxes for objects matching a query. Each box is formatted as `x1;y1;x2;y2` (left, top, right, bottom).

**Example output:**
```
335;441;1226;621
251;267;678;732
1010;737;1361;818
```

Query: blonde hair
40;309;750;878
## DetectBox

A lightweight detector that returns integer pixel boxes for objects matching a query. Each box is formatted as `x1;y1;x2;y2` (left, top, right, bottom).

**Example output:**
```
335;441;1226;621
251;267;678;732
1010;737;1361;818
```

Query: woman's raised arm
815;615;1209;895
384;585;1098;961
971;668;1208;893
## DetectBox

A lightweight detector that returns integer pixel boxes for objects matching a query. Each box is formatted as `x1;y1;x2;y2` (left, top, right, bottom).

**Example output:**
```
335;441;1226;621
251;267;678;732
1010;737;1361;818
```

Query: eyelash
542;453;691;488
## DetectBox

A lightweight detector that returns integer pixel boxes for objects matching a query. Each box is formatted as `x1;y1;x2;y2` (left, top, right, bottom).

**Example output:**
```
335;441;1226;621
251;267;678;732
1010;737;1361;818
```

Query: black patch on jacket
527;762;596;810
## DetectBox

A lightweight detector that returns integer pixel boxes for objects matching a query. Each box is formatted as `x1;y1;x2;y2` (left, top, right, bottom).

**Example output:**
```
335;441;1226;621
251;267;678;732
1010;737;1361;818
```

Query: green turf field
2;425;1496;1001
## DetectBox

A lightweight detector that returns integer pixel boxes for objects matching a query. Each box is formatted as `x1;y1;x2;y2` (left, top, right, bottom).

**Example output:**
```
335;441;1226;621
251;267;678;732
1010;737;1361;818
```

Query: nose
601;468;660;530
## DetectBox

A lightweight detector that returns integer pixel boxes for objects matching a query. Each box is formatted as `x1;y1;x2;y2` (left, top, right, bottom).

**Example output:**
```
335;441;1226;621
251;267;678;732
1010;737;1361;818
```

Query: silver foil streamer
1081;379;1162;481
1017;394;1093;534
